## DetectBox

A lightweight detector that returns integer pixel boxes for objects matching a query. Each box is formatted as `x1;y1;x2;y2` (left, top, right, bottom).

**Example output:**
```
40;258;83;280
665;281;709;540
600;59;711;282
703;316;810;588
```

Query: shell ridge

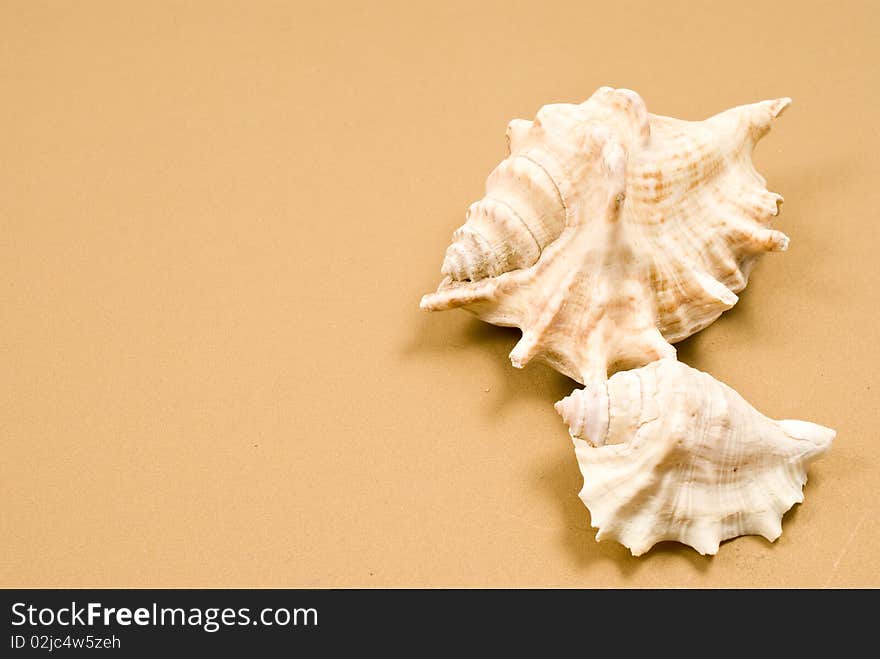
482;194;542;253
517;151;569;225
509;231;595;370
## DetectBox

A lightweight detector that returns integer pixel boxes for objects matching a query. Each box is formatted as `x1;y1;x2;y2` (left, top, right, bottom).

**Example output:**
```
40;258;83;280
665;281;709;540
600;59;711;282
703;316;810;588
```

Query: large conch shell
555;359;835;556
421;87;791;383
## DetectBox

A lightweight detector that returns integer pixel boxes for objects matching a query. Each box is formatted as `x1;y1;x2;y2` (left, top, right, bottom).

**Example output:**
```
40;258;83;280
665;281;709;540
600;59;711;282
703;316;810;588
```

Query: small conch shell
422;87;791;383
555;359;835;556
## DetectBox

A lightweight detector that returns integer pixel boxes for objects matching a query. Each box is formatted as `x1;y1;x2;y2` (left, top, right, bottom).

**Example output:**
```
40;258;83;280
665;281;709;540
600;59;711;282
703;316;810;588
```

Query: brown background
1;1;877;588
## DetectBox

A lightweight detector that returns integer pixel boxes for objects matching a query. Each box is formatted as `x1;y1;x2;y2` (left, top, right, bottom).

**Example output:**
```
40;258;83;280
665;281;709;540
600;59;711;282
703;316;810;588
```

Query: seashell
421;87;791;383
555;359;835;556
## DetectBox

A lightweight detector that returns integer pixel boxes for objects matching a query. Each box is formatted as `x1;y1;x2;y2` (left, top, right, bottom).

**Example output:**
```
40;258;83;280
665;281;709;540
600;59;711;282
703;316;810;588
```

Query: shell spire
556;359;834;556
436;87;653;285
422;87;792;383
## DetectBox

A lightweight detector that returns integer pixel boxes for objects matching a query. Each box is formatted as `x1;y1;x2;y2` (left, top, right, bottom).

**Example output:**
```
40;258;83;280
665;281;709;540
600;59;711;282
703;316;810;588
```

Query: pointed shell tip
770;97;792;118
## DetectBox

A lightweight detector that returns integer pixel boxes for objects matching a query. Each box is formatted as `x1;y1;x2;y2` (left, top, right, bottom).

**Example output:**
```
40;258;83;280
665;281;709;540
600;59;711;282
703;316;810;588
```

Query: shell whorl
438;87;652;283
440;155;565;281
555;360;834;556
